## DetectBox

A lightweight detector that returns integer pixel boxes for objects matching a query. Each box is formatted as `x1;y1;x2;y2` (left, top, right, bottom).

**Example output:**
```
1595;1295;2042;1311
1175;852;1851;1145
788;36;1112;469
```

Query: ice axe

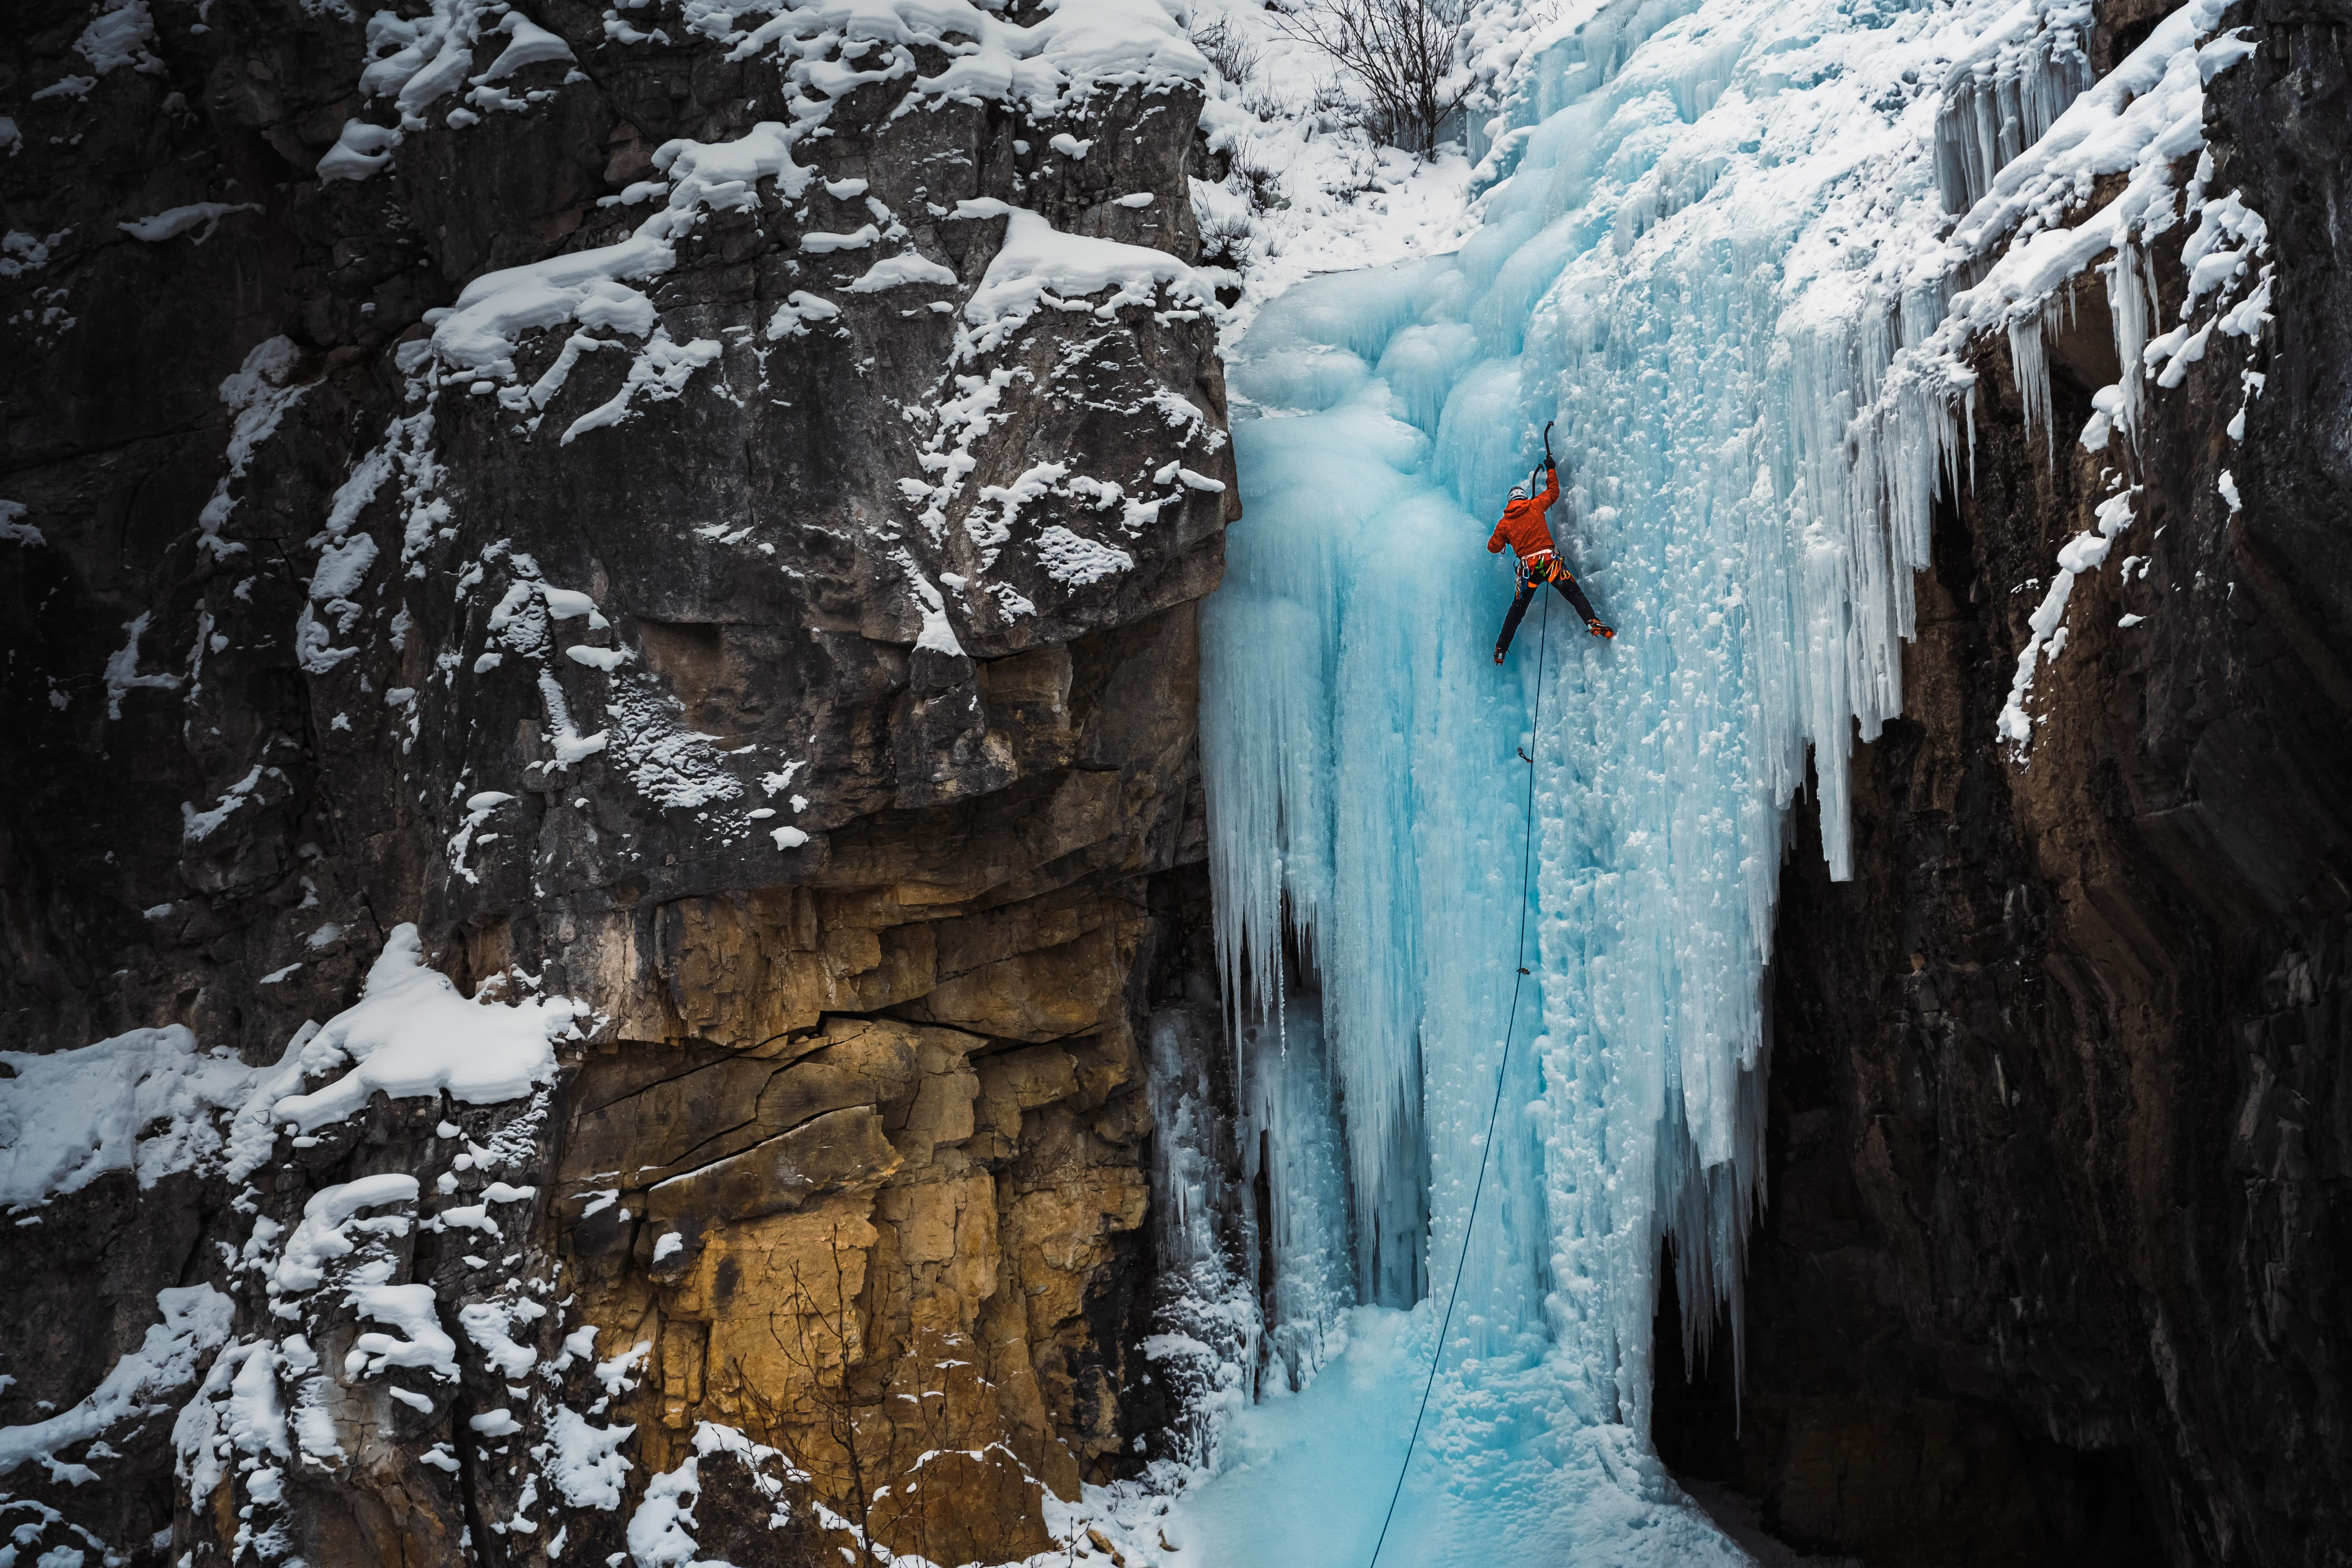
1508;421;1556;508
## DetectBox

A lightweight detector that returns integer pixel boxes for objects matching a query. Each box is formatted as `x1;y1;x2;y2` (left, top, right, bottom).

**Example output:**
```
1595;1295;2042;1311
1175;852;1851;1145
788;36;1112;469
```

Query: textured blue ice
1171;0;2083;1555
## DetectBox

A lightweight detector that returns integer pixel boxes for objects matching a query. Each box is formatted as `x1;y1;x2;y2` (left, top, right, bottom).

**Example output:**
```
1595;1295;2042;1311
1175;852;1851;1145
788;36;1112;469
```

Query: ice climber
1489;450;1613;662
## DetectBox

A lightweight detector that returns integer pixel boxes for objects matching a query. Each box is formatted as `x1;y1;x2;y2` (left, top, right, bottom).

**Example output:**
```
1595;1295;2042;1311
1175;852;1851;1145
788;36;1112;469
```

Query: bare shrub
1197;205;1256;265
739;1227;886;1567
1269;0;1477;159
1191;16;1265;83
1234;153;1287;214
1310;77;1368;134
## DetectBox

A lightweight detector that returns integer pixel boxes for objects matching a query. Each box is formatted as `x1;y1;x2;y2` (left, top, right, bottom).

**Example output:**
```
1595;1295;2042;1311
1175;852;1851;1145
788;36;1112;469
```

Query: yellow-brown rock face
544;607;1204;1562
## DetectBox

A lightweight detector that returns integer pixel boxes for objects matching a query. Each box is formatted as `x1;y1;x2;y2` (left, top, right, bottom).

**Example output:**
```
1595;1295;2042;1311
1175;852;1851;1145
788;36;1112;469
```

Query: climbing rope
1366;590;1553;1568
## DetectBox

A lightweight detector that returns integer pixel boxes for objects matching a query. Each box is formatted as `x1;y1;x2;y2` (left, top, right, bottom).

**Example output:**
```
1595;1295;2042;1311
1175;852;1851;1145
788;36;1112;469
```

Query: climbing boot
1587;619;1614;639
1492;646;1507;665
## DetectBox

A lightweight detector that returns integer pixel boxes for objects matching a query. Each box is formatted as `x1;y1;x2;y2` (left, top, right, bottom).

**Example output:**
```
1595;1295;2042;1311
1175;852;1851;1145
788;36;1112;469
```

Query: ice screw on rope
1366;588;1555;1568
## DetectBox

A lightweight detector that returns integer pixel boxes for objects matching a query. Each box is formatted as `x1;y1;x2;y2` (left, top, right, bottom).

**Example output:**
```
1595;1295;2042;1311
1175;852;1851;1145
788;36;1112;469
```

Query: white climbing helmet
1508;482;1529;501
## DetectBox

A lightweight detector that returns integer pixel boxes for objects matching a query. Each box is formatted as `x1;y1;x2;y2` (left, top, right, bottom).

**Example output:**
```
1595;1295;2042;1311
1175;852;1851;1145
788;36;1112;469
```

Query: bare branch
1191;17;1265;83
1268;0;1478;159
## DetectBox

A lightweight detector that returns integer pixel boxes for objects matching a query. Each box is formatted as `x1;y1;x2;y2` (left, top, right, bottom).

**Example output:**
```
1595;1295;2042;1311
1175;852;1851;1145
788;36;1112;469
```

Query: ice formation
1178;0;2264;1559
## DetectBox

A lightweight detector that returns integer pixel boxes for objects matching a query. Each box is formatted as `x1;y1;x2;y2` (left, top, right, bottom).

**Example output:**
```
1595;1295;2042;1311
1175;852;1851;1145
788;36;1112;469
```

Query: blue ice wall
1188;0;2011;1554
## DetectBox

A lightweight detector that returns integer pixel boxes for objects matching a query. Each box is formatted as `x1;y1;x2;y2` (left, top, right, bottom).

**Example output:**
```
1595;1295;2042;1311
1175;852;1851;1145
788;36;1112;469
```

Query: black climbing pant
1496;556;1596;657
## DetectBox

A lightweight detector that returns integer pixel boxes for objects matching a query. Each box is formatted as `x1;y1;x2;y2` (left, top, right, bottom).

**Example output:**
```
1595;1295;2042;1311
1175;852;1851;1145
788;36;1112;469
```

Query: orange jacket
1486;466;1561;561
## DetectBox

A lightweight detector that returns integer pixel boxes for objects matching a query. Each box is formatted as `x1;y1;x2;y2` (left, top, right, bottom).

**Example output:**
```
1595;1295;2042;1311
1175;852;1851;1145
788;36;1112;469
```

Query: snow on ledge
117;203;262;243
0;925;586;1208
0;1285;232;1485
724;0;1205;119
958;202;1208;354
1036;524;1135;586
271;924;584;1132
0;1025;254;1206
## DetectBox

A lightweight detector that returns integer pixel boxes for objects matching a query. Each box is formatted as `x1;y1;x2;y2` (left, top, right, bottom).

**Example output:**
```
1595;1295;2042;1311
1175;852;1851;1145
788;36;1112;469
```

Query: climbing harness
1367;588;1554;1568
1517;550;1572;591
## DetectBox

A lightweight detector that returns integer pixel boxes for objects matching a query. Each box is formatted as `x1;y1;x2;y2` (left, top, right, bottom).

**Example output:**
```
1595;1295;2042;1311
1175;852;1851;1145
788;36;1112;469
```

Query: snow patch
545;1405;635;1509
846;251;960;292
1997;490;2138;751
118;203;262;243
0;1286;231;1484
103;611;180;718
0;1028;257;1206
960;205;1207;354
273;1174;420;1294
426;122;807;428
268;924;584;1132
345;1283;460;1381
74;0;163;78
318;119;401;182
1034;525;1135;587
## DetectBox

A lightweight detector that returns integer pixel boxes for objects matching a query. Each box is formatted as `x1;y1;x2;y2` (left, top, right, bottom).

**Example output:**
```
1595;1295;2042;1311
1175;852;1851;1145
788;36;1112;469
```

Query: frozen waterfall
1160;0;2127;1559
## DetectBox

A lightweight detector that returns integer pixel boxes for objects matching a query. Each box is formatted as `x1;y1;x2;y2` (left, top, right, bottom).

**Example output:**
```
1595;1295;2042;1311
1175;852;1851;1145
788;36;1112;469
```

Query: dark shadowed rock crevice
1656;0;2352;1562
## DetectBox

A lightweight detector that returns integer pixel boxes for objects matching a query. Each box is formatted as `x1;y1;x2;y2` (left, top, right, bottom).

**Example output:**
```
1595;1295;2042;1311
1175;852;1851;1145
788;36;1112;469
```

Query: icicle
1934;8;2098;215
2008;310;2055;462
2105;234;2152;448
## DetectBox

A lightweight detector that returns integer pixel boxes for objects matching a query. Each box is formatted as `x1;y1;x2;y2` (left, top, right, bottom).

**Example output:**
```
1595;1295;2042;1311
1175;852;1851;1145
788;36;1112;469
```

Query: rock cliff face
1;0;1232;1562
1657;0;2351;1562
